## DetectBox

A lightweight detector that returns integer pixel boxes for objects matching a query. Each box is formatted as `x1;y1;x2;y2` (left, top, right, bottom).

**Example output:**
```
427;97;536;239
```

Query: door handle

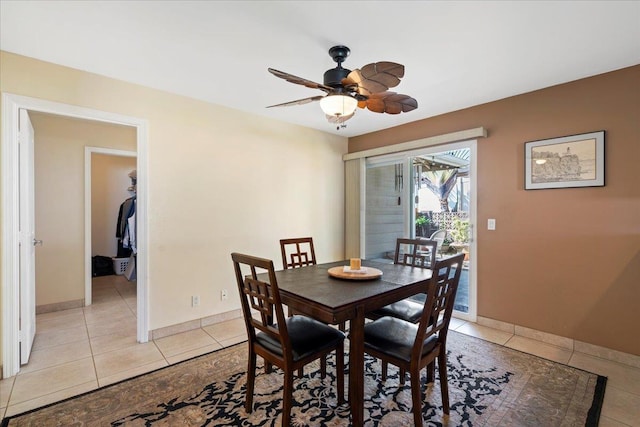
33;239;43;246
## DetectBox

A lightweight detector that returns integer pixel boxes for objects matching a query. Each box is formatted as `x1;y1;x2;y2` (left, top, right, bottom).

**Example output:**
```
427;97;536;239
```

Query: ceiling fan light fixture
320;94;357;118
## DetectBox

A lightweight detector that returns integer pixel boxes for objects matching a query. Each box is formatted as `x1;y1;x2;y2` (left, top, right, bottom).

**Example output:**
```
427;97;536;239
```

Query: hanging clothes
117;169;138;282
123;204;136;254
116;196;136;257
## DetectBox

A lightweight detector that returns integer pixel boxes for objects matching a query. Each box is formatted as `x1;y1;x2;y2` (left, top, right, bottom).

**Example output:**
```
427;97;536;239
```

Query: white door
19;108;37;364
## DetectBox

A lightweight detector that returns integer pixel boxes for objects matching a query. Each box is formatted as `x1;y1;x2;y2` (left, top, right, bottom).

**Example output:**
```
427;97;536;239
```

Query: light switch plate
488;218;496;230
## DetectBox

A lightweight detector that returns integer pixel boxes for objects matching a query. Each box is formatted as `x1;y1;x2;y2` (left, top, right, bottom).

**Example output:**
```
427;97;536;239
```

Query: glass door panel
364;161;407;263
363;142;476;320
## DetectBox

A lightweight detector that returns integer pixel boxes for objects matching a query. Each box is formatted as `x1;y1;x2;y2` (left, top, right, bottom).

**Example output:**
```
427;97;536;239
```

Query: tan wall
91;154;137;258
350;65;640;356
30;112;136;306
0;51;348;366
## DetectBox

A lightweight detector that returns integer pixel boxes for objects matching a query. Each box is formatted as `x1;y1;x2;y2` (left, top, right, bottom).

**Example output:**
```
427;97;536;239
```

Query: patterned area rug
1;331;605;426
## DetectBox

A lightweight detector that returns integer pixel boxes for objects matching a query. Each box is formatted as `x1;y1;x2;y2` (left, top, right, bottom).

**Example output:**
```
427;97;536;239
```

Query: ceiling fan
267;45;418;129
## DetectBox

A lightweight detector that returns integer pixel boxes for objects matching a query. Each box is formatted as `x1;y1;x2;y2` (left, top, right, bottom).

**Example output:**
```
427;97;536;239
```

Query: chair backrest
394;238;437;268
429;229;447;252
280;237;317;269
231;253;290;353
413;253;465;356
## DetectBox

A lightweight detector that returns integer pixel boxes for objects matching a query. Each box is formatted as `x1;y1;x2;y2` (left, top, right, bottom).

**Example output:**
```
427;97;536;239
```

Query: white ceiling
1;1;639;138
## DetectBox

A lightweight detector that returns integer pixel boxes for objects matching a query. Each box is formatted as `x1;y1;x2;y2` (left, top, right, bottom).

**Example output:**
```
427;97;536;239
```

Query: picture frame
524;131;605;190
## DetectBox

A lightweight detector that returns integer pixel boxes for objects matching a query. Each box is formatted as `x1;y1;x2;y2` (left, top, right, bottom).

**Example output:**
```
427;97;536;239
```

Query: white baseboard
476;316;640;369
36;299;84;314
150;312;640;370
151;309;242;340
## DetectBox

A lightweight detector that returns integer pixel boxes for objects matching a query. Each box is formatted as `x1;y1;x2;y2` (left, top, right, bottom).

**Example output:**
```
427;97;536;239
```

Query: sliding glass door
363;141;476;320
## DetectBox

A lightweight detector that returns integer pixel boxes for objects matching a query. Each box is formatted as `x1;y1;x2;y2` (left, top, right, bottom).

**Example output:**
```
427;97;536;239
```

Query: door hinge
18;329;23;341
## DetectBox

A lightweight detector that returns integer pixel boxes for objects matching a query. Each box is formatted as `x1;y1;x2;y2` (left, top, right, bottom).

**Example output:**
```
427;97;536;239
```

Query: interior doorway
86;148;137;305
1;93;149;378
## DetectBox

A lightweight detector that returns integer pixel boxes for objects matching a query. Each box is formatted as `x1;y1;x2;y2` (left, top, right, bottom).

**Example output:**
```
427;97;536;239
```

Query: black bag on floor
92;255;115;277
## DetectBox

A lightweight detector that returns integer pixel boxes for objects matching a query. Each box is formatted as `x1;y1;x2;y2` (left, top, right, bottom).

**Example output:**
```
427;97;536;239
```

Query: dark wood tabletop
265;259;432;426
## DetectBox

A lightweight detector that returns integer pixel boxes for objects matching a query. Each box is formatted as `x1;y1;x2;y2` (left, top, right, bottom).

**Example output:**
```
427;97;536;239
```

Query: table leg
349;306;365;426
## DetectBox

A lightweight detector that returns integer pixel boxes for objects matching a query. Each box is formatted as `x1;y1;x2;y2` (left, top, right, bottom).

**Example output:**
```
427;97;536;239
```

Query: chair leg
438;352;450;414
336;341;345;405
265;361;273;374
320;355;327;378
282;369;294;427
381;361;388;381
409;370;424;427
399;367;406;385
298;367;304;378
245;352;256;413
426;361;434;383
339;321;346;332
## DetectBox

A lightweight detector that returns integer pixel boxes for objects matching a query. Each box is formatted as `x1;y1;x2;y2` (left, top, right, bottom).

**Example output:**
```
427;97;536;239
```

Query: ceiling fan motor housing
324;45;351;88
323;67;351;88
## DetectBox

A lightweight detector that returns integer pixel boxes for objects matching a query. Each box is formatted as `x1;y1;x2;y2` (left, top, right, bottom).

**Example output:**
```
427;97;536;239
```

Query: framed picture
525;131;605;190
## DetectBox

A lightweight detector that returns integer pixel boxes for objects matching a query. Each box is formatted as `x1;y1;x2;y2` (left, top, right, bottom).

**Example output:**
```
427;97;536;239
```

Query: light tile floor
1;275;639;426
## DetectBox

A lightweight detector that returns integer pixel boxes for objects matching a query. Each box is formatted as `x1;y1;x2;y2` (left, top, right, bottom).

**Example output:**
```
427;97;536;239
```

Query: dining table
263;259;433;427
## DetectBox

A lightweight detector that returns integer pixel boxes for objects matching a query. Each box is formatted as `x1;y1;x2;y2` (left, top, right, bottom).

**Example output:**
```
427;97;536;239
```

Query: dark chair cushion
256;315;345;361
364;316;437;363
368;298;425;323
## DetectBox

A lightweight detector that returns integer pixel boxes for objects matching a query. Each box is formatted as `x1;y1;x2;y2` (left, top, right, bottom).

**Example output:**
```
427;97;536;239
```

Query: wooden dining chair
231;252;345;427
280;237;316;269
280;237;346;334
363;253;465;427
366;238;438;323
396;237;438;269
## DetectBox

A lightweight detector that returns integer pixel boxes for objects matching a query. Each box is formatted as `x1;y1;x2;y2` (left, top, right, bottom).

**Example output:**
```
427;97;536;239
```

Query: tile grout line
1;377;16;420
569;349;640;373
84;295;100;388
599;415;633;427
605;382;640;399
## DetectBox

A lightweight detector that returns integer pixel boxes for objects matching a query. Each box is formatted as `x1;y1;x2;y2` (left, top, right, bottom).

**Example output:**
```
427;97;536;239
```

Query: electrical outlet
191;295;200;307
488;218;496;230
221;289;228;301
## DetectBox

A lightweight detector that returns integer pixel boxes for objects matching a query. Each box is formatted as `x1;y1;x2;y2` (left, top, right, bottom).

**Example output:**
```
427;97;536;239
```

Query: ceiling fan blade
363;92;418;114
268;68;333;92
343;62;405;96
266;95;324;108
